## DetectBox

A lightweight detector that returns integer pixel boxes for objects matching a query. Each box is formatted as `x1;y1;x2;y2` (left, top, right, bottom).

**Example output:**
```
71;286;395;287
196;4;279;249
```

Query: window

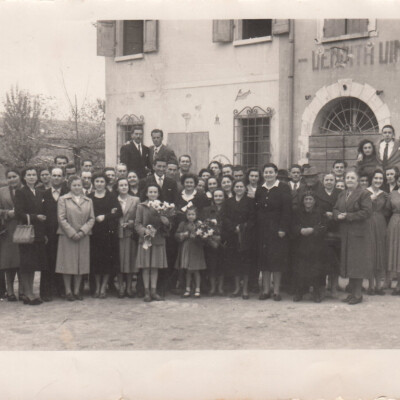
123;20;144;56
233;106;273;170
319;97;378;135
318;19;377;43
241;20;272;40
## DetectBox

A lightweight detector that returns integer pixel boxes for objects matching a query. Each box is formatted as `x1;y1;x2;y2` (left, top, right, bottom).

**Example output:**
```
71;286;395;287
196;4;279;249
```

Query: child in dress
175;207;207;298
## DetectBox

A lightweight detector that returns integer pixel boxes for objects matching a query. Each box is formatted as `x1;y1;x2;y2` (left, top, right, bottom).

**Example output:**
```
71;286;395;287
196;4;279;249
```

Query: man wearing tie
81;171;93;196
377;125;400;170
41;167;68;300
149;129;178;167
288;164;304;212
120;127;151;179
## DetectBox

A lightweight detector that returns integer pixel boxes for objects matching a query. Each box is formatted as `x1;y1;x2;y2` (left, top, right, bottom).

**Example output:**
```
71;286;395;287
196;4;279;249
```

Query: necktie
154;147;159;157
138;143;142;155
383;142;389;165
158;176;163;188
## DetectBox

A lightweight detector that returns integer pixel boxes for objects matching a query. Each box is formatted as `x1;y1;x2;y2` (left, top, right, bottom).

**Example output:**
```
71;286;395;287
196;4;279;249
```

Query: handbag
13;214;35;244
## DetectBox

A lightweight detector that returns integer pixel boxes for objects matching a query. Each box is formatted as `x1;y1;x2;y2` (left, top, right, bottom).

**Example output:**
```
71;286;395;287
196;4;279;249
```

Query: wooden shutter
143;20;158;53
97;20;116;57
323;19;346;38
123;20;144;56
347;19;368;34
272;19;290;35
212;20;233;43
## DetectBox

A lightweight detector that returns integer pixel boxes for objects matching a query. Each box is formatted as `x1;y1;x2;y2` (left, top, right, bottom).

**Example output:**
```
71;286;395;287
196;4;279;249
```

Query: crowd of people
1;125;400;306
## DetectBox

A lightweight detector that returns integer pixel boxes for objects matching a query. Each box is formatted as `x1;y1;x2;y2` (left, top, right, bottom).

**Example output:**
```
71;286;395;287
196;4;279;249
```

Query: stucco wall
104;20;284;167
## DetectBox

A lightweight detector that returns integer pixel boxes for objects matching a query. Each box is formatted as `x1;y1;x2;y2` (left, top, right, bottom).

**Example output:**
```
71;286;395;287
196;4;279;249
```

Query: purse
13;214;35;244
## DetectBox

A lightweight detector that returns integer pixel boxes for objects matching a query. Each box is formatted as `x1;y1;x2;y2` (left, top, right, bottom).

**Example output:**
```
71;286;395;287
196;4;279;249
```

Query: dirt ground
1;276;399;350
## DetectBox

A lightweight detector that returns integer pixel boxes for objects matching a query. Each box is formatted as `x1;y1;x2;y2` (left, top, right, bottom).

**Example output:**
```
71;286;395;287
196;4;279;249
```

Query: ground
1;279;399;350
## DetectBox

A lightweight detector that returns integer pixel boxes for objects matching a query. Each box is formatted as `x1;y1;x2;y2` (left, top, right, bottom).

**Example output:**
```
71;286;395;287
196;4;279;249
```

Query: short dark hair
385;166;400;180
66;163;76;170
91;171;108;185
205;176;220;192
5;167;21;179
357;139;376;157
115;177;130;193
153;156;168;166
290;164;302;171
180;173;199;186
359;171;372;185
233;165;245;172
371;168;385;180
131;126;143;134
222;164;234;171
245;168;261;185
21;166;38;181
221;174;234;183
151;129;164;138
179;154;192;163
143;183;163;201
262;163;278;173
333;160;348;168
81;159;93;166
232;179;247;191
54;155;69;164
208;161;222;173
103;167;116;174
39;166;50;174
212;188;227;200
198;168;212;177
382;124;395;134
167;159;179;167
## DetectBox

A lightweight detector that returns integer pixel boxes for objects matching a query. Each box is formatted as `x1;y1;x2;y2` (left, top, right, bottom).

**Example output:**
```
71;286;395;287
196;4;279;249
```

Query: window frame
116;114;145;161
233;19;273;47
115;21;144;61
317;19;377;44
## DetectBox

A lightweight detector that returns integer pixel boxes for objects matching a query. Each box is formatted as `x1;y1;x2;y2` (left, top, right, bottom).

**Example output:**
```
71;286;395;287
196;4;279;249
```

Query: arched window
319;97;378;135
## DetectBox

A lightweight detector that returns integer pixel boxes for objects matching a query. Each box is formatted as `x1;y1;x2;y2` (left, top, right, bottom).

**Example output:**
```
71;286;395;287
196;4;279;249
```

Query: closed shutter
272;19;290;35
123;20;144;56
97;20;116;57
347;19;368;34
212;20;233;42
323;19;346;38
143;20;158;53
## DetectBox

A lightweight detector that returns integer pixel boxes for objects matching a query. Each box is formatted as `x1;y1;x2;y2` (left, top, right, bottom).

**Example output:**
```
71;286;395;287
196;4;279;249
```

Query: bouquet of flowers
194;218;220;248
143;225;157;250
148;200;176;218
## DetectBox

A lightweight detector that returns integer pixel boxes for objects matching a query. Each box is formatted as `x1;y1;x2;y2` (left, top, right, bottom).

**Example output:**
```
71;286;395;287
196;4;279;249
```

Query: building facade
97;19;293;172
293;19;400;172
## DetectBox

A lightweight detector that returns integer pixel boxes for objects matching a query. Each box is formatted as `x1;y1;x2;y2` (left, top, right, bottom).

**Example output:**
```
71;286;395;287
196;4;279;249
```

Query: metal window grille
320;97;378;135
116;114;144;160
233;106;273;170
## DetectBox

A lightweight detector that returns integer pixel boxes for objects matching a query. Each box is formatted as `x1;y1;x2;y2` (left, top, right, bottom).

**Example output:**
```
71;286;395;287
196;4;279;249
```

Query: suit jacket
138;174;179;204
149;144;178;166
42;186;68;239
120;141;151;179
118;195;140;239
376;139;400;170
14;185;46;240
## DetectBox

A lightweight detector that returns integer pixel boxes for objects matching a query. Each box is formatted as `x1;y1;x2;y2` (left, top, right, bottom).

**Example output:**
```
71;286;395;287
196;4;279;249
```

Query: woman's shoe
28;298;43;306
259;292;271;300
242;294;249;300
126;291;136;298
366;288;375;296
74;294;83;301
151;292;164;301
19;294;28;302
273;294;282;302
229;291;241;298
182;291;191;298
194;290;201;298
341;294;353;303
143;294;152;302
66;293;75;302
348;296;363;305
7;294;17;302
118;291;125;299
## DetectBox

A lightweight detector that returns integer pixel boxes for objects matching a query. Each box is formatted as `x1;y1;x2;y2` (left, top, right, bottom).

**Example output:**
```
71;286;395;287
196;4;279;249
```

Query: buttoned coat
138;174;179;204
118;195;140;239
149;144;178;166
56;193;95;275
333;186;373;279
120;141;151;179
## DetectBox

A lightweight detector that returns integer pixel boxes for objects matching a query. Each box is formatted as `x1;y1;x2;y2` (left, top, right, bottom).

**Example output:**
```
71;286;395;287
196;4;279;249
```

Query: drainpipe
288;19;295;165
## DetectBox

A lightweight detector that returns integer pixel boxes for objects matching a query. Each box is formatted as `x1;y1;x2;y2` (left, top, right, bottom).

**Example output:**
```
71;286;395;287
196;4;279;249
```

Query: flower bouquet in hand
143;225;157;250
148;200;176;218
195;218;220;248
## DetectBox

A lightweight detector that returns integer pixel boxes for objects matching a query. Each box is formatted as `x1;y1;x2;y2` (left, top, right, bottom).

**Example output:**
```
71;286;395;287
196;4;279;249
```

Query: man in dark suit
138;157;179;204
288;164;305;211
41;167;68;301
120;127;151;179
376;124;400;170
149;129;178;167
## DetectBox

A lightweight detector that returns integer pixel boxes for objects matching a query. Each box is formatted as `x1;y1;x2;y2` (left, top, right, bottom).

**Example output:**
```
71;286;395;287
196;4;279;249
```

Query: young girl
175;207;207;298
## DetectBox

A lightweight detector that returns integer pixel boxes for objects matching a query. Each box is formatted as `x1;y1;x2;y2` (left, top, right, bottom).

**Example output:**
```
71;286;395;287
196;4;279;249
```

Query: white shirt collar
367;187;383;196
182;189;197;202
262;179;280;190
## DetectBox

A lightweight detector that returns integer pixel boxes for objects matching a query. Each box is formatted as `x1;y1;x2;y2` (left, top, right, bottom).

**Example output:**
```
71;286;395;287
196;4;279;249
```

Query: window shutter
212;20;233;43
143;20;158;53
323;19;346;38
272;19;290;35
347;19;368;34
97;20;116;57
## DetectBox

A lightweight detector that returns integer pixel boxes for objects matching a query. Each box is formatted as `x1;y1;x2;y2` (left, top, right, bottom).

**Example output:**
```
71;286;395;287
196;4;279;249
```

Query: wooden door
167;132;210;174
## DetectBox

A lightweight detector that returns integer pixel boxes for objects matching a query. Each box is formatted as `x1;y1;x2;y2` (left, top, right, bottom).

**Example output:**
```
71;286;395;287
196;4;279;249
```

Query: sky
0;4;105;115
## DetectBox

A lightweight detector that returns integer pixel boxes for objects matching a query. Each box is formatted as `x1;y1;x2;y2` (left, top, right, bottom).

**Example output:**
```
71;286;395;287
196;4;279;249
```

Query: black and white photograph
1;1;400;399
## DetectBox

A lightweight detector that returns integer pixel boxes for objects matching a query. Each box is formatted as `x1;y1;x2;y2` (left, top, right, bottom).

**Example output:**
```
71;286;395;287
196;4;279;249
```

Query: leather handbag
13;214;35;244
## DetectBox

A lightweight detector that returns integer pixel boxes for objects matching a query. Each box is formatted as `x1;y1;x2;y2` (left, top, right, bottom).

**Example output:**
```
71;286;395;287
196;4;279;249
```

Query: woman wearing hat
255;163;292;301
333;170;373;305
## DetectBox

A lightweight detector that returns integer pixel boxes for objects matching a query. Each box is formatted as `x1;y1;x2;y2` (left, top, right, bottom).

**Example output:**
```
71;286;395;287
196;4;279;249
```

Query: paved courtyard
1;279;399;350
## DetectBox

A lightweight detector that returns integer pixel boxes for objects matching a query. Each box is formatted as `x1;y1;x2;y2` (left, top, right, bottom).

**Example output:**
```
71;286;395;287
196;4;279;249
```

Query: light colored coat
333;186;373;279
56;193;95;275
118;195;140;239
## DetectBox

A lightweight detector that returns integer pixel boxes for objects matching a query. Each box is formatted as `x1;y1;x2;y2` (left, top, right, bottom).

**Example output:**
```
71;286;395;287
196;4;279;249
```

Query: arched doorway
308;97;380;172
299;80;391;172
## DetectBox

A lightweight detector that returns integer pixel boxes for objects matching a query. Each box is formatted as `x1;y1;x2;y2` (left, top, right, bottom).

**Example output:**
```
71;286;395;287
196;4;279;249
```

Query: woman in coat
0;168;22;301
89;172;122;298
14;167;48;305
255;163;292;301
356;139;379;177
56;175;95;301
115;177;140;298
221;180;256;299
135;183;171;302
333;170;373;305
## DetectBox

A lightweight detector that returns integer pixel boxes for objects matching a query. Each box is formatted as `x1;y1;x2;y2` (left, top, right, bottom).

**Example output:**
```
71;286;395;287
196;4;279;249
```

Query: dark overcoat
333;186;373;279
120;141;151;179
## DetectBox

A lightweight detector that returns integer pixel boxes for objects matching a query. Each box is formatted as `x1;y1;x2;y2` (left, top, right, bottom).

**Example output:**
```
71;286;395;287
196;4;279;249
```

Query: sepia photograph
1;1;400;399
